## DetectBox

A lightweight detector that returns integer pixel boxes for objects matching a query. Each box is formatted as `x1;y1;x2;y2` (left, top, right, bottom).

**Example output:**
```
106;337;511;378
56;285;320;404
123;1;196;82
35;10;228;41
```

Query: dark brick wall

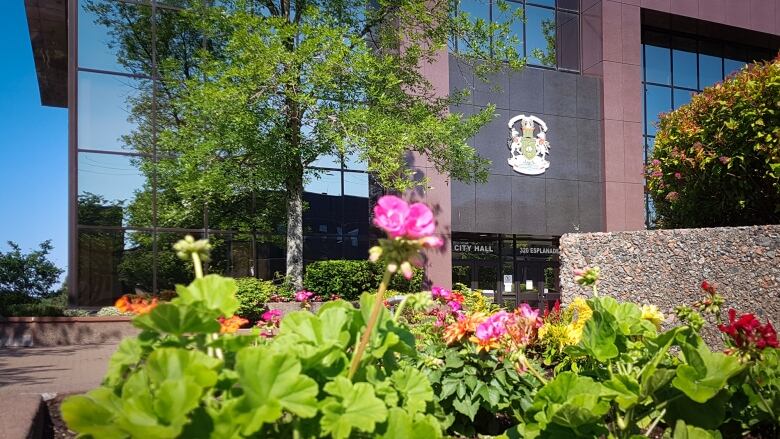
449;58;604;236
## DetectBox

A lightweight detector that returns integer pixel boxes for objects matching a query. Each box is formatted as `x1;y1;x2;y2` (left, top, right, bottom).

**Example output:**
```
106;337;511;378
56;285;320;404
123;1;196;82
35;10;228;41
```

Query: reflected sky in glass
78;71;150;152
645;85;670;136
672;49;697;89
78;0;152;74
304;170;341;196
78;152;147;205
699;54;722;88
645;45;671;85
343;171;368;197
526;5;556;66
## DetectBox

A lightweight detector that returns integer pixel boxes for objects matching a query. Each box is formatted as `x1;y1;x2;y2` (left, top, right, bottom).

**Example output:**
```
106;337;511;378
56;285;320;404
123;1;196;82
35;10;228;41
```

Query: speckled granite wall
559;225;780;327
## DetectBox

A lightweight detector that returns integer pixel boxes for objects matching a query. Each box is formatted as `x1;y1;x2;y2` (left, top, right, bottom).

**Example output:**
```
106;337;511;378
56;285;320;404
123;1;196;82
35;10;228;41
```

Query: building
25;0;780;305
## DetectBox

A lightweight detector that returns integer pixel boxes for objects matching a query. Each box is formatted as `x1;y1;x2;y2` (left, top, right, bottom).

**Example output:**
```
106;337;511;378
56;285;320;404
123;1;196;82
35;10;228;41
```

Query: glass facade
641;29;775;227
451;233;560;308
454;0;580;71
74;0;369;305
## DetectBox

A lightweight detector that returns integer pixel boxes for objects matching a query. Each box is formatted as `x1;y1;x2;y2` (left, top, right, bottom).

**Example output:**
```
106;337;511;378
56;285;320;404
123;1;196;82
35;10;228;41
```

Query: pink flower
665;191;679;202
431;286;452;301
719;156;731;165
518;303;539;321
373;196;410;238
261;309;283;322
475;311;512;341
448;301;462;312
400;261;414;280
295;290;314;302
674;172;682;180
651;170;663;178
419;236;444;248
651;159;661;166
404;203;436;238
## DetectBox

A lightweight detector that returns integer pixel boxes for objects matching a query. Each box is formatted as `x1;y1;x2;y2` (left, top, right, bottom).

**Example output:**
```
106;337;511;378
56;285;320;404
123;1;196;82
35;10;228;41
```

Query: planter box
0;316;138;347
264;301;360;316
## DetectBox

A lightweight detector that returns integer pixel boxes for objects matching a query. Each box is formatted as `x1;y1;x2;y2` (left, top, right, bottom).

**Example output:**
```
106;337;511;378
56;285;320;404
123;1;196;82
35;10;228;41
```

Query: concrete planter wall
0;316;138;347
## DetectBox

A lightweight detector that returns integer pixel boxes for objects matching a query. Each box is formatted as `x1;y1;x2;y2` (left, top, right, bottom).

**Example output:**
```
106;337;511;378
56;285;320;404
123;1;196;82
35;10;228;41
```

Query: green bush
648;58;780;227
304;260;376;301
303;260;425;301
234;277;276;322
4;303;64;317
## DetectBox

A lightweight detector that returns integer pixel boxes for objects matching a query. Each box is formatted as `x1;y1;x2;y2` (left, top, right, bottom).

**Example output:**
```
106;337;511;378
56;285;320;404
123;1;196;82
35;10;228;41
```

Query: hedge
304;259;424;300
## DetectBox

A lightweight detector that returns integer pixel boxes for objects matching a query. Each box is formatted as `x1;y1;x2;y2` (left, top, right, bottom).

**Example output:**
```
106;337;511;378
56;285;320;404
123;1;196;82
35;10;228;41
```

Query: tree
156;0;525;289
647;57;780;228
0;241;64;298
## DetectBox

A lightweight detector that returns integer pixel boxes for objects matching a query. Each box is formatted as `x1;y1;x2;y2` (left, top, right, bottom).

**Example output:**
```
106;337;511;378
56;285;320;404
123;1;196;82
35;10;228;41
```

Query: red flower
700;280;716;295
718;308;778;351
218;316;249;334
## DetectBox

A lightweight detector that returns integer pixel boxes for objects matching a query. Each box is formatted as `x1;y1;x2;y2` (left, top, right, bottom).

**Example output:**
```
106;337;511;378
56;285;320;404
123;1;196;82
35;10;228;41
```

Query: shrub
4;303;64;317
304;259;424;301
303;260;377;300
96;306;133;317
648;57;780;228
234;277;276;322
0;240;63;298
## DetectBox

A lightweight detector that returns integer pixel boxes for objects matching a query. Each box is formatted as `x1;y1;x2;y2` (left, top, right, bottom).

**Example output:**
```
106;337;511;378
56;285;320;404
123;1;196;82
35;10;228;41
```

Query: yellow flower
443;313;487;345
567;297;592;331
469;335;501;353
641;304;665;329
538;322;550;340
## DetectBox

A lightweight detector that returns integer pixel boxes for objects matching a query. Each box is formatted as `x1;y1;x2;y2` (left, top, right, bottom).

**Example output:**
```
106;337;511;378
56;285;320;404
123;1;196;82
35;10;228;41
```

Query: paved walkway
0;343;118;396
0;343;118;438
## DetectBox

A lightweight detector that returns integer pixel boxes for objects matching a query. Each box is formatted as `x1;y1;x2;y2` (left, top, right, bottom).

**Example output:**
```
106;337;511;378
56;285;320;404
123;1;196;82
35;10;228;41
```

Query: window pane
528;0;556;7
672;49;697;89
526;6;556;67
310;153;341;169
557;0;579;10
724;59;745;77
344;150;367;171
155;6;204;82
304;235;343;262
77;229;154;306
644;136;655;164
645;85;671;136
78;0;153;75
458;0;491;54
699;54;722;89
673;88;694;109
644;45;671;85
256;236;286;281
78;71;153;152
492;0;524;57
556;10;579;71
344;172;368;198
78;152;151;227
305;170;341;196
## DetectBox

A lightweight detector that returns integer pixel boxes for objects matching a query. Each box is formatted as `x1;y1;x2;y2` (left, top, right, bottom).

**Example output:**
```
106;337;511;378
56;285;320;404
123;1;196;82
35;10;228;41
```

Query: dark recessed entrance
451;233;560;308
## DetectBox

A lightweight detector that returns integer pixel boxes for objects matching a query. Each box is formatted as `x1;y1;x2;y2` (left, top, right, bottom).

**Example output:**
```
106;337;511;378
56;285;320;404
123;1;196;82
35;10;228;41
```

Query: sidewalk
0;343;118;438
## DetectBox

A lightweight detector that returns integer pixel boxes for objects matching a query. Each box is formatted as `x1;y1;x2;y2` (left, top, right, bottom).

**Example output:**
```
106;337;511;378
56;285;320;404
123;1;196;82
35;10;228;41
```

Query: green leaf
320;376;389;439
390;367;434;414
665;391;729;430
104;337;144;387
174;274;239;316
145;348;221;388
602;374;640;410
452;397;480;421
580;302;618;362
133;303;220;336
234;346;319;434
671;419;723;439
153;379;203;427
61;388;126;439
380;408;442;439
672;344;743;403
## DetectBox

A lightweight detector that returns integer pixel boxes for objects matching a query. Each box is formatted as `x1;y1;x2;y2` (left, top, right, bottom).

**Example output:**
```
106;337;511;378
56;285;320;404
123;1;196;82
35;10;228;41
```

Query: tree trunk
285;177;304;291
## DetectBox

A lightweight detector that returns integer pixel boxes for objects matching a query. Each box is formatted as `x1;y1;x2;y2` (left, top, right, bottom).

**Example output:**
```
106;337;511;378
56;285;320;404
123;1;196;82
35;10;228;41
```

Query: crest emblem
507;114;550;175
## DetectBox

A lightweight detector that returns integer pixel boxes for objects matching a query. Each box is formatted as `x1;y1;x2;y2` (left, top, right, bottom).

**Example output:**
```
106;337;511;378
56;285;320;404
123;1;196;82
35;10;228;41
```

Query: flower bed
59;197;779;438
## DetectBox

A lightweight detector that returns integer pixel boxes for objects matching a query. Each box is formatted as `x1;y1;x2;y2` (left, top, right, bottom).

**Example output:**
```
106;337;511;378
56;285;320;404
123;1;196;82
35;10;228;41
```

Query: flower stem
348;268;393;379
393;295;410;322
523;357;548;385
192;252;204;279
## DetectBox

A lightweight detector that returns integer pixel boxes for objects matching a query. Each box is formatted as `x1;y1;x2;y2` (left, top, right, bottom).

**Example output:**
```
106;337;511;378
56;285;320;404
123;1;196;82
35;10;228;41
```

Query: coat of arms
507;114;550;175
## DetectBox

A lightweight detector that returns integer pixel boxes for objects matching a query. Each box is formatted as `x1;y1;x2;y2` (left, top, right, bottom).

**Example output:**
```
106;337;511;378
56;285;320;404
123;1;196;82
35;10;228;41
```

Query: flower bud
368;246;382;262
400;261;413;280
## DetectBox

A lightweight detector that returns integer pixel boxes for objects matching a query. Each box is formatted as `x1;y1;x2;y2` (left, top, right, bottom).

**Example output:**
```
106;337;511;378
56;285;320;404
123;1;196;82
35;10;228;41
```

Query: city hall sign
507;114;551;175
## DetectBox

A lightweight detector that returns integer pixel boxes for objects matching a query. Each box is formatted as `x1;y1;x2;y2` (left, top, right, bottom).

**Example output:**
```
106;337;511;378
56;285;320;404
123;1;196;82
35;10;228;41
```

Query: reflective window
78;71;152;152
673;88;694;109
78;0;153;75
672;49;697;89
526;6;556;67
305;171;341;196
724;58;744;77
455;0;580;71
344;172;369;198
698;54;722;88
644;45;671;85
78;152;150;227
77;229;154;306
644;85;671;137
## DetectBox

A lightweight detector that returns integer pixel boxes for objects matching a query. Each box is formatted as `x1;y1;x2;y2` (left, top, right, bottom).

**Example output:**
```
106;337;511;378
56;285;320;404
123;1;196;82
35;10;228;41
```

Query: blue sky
0;2;68;273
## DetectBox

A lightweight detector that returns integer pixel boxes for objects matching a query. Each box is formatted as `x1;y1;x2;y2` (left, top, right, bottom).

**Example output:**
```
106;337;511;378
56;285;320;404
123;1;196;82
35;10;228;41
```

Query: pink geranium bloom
404;203;436;238
518;303;539;321
431;286;452;301
261;309;283;322
475;311;512;341
373;196;410;238
294;290;314;302
419;236;444;248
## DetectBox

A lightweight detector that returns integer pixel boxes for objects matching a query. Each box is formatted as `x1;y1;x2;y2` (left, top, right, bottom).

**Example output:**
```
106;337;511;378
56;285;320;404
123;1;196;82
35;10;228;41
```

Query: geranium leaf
174;274;239;316
672;344;743;403
320;376;388;439
133;303;220;336
391;367;434;414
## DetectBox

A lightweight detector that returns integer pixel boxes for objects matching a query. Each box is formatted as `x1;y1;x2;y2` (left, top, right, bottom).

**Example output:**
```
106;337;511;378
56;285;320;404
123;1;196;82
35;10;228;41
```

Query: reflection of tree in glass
531;18;556;68
87;0;525;290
